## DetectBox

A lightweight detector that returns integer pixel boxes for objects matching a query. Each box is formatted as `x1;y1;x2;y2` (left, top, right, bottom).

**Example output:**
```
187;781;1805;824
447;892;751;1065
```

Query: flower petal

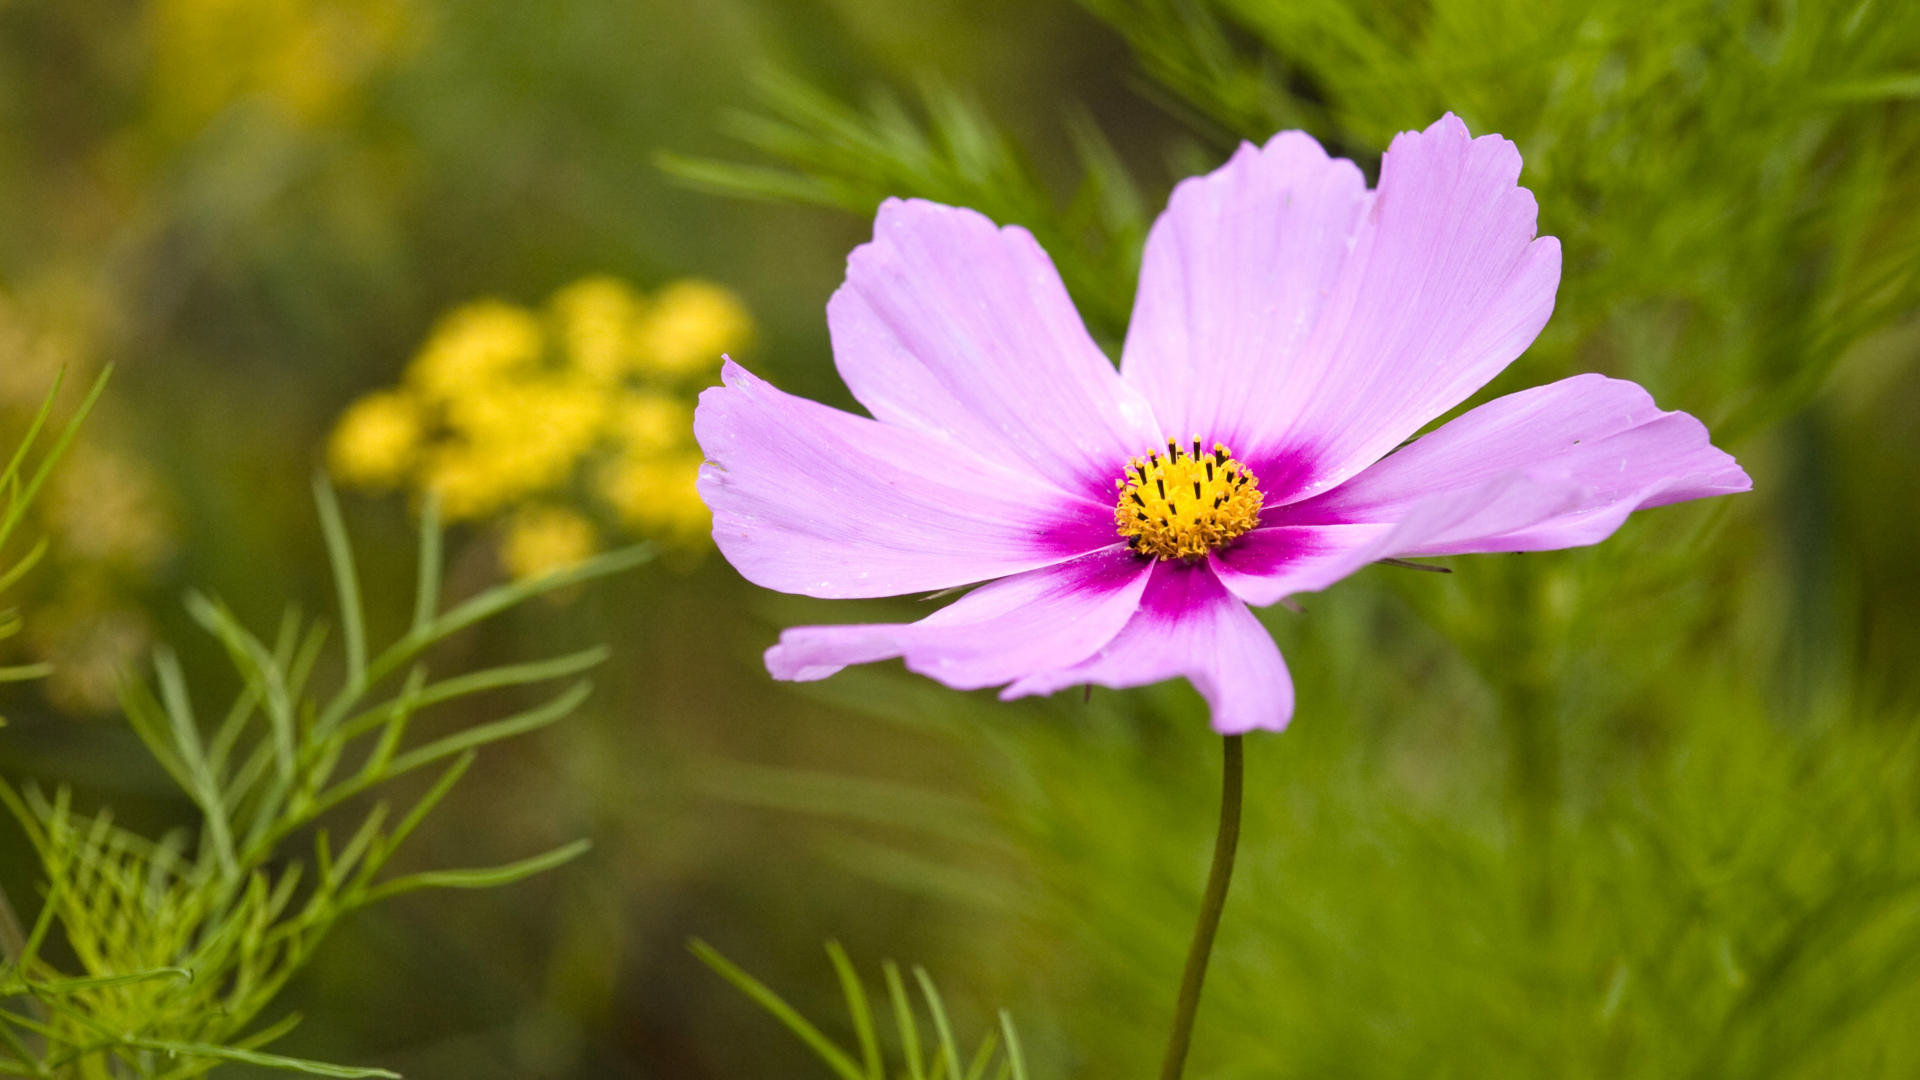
1262;115;1563;498
1003;560;1294;734
1120;131;1371;488
696;360;1116;598
1207;522;1393;607
1128;114;1561;503
764;547;1151;687
829;198;1162;499
1292;374;1752;553
1211;375;1751;605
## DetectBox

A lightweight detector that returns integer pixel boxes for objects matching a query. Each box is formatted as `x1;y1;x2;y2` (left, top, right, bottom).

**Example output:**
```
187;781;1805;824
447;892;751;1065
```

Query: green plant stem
0;878;24;970
1158;734;1244;1080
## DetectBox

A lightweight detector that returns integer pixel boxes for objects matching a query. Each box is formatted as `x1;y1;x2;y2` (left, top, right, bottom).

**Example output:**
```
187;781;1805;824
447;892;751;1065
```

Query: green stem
0;879;23;970
1158;734;1244;1080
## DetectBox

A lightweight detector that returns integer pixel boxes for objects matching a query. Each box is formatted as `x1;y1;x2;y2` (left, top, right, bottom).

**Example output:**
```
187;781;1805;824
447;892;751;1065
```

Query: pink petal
1120;131;1371;496
1003;560;1294;734
829;198;1162;500
1207;522;1393;607
1128;114;1561;503
1292;374;1752;553
1213;476;1587;607
1211;375;1751;605
696;360;1117;598
764;547;1151;687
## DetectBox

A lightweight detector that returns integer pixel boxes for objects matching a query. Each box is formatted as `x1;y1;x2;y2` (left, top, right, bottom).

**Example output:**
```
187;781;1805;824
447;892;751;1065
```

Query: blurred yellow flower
600;451;709;544
608;392;692;456
418;443;511;523
328;273;749;574
406;300;545;402
445;376;607;498
29;595;152;717
0;296;84;411
148;0;414;133
47;446;176;572
550;276;645;383
632;280;752;378
500;505;599;580
328;389;424;490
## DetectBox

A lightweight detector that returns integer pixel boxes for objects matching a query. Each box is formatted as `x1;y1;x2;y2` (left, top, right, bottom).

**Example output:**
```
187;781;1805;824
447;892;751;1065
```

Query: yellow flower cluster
328;276;750;579
147;0;414;134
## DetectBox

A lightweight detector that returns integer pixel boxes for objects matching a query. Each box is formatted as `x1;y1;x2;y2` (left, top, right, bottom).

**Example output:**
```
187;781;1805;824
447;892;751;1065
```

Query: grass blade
125;1038;398;1078
412;492;442;635
825;941;882;1080
154;648;238;880
914;966;964;1080
962;1029;999;1080
885;961;926;1080
381;680;590;780
690;939;866;1080
429;544;652;643
361;839;591;903
312;474;367;695
998;1010;1027;1080
24;967;192;995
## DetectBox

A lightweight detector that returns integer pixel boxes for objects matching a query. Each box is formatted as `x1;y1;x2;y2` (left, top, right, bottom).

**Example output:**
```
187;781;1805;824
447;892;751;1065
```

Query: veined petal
1291;374;1752;553
764;547;1151;687
1141;114;1560;503
829;198;1162;499
1207;523;1393;607
1209;476;1581;608
696;360;1115;598
1121;130;1371;493
1003;560;1294;734
1210;376;1751;605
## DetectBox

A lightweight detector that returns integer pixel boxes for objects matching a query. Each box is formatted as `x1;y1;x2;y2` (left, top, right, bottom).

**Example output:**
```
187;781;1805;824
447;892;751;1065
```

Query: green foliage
0;481;649;1077
692;939;1029;1080
0;370;111;704
659;73;1151;341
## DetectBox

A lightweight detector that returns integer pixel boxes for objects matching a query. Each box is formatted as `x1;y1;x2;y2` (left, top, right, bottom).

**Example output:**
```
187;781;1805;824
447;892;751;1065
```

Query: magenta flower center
1113;438;1265;561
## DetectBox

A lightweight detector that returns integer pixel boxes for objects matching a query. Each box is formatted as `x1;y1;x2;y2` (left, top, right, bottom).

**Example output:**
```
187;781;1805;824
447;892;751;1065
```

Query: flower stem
1158;734;1244;1080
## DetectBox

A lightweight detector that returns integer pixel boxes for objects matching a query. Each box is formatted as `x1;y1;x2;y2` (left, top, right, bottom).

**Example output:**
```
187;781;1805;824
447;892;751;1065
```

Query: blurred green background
2;0;1919;1076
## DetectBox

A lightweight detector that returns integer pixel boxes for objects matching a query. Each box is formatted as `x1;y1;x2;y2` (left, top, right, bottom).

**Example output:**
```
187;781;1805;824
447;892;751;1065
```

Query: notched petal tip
1387;111;1526;193
707;355;760;399
1289;374;1755;559
1425;111;1472;141
1261;127;1335;158
868;195;1008;246
832;181;1161;496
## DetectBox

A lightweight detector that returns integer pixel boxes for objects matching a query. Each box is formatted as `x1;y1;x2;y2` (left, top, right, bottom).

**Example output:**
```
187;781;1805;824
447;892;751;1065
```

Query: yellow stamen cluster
1114;439;1264;561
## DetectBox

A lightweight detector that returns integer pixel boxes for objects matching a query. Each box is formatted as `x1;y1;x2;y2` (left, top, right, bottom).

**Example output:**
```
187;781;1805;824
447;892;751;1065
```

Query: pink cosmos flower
695;115;1750;734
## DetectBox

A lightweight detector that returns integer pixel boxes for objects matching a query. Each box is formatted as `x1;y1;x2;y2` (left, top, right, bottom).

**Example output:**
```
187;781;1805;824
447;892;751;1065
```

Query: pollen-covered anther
1113;438;1264;561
